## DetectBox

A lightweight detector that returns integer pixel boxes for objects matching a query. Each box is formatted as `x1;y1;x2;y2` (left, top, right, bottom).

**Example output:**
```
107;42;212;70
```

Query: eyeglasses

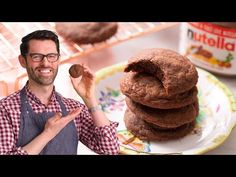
27;53;60;63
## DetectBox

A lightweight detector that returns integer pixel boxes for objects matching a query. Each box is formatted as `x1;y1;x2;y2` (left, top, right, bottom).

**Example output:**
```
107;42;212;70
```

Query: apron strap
55;93;68;117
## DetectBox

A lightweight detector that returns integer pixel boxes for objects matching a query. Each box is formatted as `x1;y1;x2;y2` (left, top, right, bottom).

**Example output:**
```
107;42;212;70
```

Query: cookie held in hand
69;64;84;78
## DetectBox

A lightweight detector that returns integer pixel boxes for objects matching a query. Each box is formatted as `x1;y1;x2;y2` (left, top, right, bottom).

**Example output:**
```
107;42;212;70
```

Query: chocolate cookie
120;71;198;109
124;109;196;141
125;97;199;129
55;22;118;44
124;48;198;96
69;64;84;78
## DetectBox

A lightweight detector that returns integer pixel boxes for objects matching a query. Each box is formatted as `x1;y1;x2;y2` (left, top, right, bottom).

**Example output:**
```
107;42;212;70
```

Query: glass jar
179;22;236;76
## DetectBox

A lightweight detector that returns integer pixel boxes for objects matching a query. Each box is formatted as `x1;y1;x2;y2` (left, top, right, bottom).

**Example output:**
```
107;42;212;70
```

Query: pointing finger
63;108;82;123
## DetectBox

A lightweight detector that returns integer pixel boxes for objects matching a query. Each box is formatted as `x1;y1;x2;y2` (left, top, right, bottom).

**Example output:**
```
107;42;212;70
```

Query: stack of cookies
120;48;199;141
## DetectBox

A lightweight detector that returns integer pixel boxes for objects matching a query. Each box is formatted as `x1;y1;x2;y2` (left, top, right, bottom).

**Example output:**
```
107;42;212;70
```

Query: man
0;30;119;155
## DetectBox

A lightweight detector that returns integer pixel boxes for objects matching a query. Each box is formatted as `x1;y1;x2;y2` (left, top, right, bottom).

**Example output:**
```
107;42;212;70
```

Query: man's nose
40;56;51;66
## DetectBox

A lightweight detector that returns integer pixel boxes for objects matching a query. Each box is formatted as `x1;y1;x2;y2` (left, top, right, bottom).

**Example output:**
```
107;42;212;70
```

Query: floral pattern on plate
95;62;236;154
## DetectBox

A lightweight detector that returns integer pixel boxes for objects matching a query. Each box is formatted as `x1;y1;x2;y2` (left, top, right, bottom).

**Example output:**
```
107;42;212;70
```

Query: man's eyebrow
29;53;58;55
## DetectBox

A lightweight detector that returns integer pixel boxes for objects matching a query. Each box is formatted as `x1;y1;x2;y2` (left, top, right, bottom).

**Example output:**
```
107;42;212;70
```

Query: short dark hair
20;30;60;57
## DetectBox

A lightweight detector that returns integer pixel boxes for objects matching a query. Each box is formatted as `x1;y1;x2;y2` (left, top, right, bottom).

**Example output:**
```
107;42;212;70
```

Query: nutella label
179;22;236;75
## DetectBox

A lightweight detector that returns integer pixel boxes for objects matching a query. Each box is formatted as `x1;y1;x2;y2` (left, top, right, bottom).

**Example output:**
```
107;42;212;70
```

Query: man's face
24;40;59;86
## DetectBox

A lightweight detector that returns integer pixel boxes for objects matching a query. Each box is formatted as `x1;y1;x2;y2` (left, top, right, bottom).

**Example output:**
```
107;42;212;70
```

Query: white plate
95;61;236;155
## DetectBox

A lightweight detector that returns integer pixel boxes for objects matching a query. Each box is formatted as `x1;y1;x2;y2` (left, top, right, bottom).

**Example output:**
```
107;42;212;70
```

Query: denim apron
16;87;78;155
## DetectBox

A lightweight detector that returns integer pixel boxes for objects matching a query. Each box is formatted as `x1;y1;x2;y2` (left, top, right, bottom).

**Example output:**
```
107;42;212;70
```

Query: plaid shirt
0;84;119;155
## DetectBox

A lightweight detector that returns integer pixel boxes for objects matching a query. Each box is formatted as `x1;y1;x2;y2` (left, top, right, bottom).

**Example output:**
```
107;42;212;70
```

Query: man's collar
25;81;57;105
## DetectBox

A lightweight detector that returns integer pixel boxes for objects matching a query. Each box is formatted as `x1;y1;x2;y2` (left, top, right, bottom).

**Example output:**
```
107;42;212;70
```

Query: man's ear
18;55;27;68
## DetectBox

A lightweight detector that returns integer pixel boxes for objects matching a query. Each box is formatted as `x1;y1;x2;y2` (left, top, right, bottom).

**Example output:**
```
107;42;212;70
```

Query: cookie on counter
55;22;118;44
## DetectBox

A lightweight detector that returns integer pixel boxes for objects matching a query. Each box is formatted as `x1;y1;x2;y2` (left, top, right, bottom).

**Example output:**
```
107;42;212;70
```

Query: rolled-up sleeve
0;105;28;155
76;105;120;155
93;121;119;154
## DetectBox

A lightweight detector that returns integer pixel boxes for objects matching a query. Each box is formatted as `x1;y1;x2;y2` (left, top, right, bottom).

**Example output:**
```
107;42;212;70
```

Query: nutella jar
179;22;236;76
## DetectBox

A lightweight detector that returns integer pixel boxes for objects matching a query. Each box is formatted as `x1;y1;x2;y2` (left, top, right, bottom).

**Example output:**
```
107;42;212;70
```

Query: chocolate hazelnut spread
179;22;236;76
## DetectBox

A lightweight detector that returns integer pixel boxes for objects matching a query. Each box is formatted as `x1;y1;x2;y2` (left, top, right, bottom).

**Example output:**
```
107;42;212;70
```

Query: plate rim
95;61;236;155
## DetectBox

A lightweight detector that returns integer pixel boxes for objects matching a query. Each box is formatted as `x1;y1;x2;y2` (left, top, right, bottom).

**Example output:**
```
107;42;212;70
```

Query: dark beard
26;66;58;86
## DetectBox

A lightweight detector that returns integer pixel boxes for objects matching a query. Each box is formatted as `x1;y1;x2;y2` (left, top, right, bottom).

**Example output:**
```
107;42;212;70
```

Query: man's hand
43;108;82;140
70;64;95;101
22;108;82;155
69;64;110;128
